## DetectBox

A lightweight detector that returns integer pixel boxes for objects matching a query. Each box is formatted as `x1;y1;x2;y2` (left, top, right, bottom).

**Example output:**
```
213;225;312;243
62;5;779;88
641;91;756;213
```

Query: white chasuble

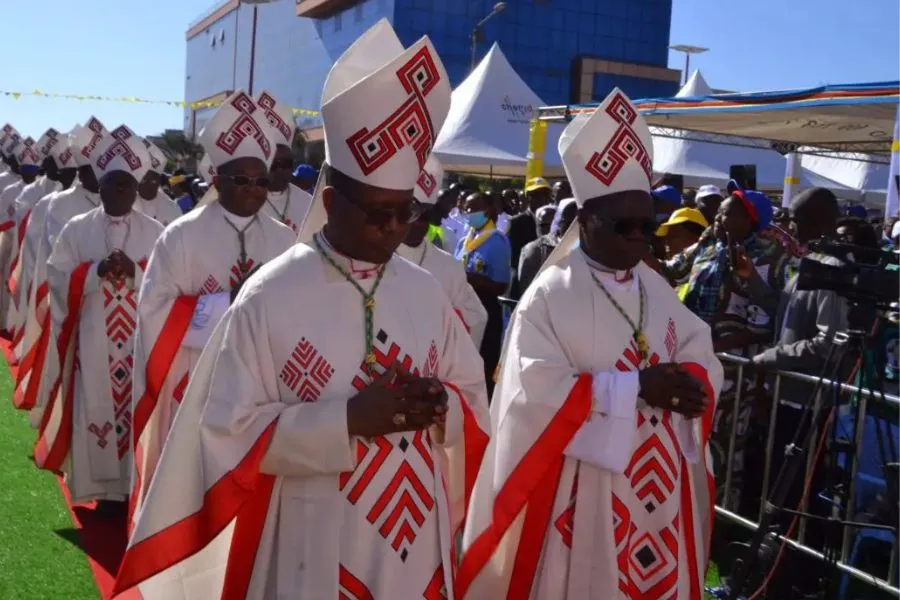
129;201;294;526
14;184;101;427
36;208;163;504
261;183;313;233
396;240;488;349
0;181;25;327
9;188;62;358
460;251;723;600
116;237;490;600
134;191;183;227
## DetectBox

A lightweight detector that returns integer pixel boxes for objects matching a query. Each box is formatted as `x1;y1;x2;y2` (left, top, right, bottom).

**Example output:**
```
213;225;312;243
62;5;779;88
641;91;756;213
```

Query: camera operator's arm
752;288;848;372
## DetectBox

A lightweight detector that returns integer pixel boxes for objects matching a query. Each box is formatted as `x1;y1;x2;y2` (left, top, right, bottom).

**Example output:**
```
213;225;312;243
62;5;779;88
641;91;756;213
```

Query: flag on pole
886;103;900;218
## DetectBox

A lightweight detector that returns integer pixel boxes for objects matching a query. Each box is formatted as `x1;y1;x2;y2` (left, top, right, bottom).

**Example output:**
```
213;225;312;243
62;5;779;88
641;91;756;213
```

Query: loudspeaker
729;164;757;191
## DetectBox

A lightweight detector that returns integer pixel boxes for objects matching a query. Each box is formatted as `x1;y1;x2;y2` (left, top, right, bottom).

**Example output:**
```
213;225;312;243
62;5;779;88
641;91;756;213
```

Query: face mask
467;211;488;229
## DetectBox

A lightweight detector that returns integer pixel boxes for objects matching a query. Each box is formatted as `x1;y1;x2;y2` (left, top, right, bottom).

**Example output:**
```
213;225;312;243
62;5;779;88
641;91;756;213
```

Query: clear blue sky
2;0;897;139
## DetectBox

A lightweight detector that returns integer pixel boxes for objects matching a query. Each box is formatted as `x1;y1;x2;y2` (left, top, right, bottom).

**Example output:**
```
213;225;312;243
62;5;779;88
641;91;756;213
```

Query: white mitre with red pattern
198;89;277;169
142;138;167;175
2;129;21;157
559;88;653;206
71;116;108;173
198;154;216;182
0;123;13;147
49;128;77;170
36;128;61;159
414;154;443;205
17;137;41;167
254;89;296;147
297;18;451;243
93;125;152;182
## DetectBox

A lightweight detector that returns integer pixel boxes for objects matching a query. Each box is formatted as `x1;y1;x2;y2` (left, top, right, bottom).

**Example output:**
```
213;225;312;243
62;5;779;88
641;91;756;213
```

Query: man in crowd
656;206;708;259
291;163;318;194
116;20;488;599
506;176;550;298
459;88;722;599
695;183;724;225
128;89;295;526
170;172;195;213
396;154;487;347
456;190;511;395
34;126;162;515
517;199;576;293
12;121;106;420
135;139;182;226
256;90;312;232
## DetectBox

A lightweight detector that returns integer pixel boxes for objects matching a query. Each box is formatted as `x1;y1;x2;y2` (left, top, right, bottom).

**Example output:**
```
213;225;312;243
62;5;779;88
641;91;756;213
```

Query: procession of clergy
0;18;721;600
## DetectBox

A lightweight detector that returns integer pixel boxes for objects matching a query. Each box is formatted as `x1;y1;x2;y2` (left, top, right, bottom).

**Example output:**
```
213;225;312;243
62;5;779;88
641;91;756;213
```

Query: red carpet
1;337;126;599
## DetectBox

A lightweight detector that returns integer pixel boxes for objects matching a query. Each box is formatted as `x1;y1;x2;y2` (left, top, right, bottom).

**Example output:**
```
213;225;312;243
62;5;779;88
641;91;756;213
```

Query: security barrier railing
714;352;899;596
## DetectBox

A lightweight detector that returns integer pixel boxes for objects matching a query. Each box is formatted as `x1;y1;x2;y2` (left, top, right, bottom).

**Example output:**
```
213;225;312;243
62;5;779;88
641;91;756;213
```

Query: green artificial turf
0;356;99;599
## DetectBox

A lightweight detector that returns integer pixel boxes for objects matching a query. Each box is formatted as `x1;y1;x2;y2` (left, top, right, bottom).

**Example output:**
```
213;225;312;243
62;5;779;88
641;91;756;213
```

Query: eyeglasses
218;174;271;188
597;215;657;237
270;158;294;171
333;187;423;227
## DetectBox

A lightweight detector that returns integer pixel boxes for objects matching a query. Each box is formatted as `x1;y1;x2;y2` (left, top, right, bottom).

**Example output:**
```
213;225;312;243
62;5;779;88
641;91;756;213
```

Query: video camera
796;239;899;308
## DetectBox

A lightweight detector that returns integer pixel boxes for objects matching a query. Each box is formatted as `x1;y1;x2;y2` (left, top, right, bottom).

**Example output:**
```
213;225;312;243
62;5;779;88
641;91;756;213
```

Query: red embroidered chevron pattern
109;356;134;459
338;565;374;600
423;565;449;600
200;274;223;294
422;341;439;377
280;337;334;403
366;460;435;556
104;285;138;459
351;329;419;390
229;258;256;290
104;289;138;345
664;318;678;360
340;437;393;503
554;472;578;548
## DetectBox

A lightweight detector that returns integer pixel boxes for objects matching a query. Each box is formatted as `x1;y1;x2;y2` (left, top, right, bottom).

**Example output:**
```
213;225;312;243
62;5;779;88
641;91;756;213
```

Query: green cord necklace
588;270;649;364
313;234;387;374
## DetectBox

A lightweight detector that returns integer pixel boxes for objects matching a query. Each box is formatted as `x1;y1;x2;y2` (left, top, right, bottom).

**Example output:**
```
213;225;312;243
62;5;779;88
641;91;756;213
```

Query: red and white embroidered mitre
559;87;653;206
93;125;152;183
414;154;443;205
36;128;61;160
49;129;77;171
71;117;108;180
142;138;167;175
198;89;278;170
254;89;296;147
16;137;41;168
297;18;451;243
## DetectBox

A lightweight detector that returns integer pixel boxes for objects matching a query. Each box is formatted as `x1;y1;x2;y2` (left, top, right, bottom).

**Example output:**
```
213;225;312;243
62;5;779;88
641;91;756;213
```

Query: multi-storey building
185;0;681;141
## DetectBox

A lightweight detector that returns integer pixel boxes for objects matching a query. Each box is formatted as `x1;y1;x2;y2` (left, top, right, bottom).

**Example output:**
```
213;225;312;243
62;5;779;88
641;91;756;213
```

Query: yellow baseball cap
525;177;550;192
655;207;709;236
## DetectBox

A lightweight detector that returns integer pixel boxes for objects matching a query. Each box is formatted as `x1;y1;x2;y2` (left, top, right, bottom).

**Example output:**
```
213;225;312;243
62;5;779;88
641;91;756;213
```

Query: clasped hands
639;362;709;418
97;249;135;284
347;362;449;442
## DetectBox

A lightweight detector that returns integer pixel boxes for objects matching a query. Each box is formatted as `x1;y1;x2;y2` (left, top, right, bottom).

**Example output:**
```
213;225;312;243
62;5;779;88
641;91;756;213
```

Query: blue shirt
176;194;194;214
455;229;512;284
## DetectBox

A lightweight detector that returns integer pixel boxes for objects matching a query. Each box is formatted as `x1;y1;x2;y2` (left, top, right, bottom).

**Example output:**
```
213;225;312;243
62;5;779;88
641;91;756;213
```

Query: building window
334;11;342;32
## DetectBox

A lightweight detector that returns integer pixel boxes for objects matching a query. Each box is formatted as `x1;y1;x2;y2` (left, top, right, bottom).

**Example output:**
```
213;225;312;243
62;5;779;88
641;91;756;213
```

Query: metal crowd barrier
714;352;900;595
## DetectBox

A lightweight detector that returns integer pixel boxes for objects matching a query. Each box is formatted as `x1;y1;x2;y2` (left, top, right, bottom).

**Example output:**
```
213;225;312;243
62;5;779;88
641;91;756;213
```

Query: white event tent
433;43;563;176
800;151;889;206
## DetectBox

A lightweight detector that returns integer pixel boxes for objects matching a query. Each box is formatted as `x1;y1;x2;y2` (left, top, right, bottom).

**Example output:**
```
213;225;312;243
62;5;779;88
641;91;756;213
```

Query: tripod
727;304;898;599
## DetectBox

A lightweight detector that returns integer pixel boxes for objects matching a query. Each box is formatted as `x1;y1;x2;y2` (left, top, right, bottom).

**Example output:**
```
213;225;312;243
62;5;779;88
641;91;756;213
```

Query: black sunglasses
219;174;271;188
333;187;425;227
597;215;657;237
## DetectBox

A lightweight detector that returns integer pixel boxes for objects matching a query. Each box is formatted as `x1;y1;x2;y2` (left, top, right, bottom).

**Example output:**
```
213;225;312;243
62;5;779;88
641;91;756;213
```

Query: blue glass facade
184;0;678;134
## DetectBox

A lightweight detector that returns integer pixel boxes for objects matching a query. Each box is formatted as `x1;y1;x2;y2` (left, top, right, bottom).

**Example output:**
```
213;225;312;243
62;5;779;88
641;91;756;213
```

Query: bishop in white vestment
13;120;107;423
135;139;182;226
397;154;487;347
255;90;313;232
459;90;723;600
116;21;489;600
34;125;163;507
129;91;295;526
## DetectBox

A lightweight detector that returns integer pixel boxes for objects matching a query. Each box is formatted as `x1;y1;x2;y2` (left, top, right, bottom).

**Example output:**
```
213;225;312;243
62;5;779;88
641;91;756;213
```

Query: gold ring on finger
392;413;407;426
671;397;680;408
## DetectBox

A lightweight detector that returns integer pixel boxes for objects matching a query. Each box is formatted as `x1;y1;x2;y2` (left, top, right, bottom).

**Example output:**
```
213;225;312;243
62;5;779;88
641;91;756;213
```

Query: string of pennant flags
0;89;320;117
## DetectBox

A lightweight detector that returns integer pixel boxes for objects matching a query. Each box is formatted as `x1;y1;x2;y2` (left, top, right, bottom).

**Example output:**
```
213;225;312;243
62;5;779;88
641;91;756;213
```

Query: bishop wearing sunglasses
126;90;296;529
116;23;489;600
255;90;313;233
460;89;724;600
